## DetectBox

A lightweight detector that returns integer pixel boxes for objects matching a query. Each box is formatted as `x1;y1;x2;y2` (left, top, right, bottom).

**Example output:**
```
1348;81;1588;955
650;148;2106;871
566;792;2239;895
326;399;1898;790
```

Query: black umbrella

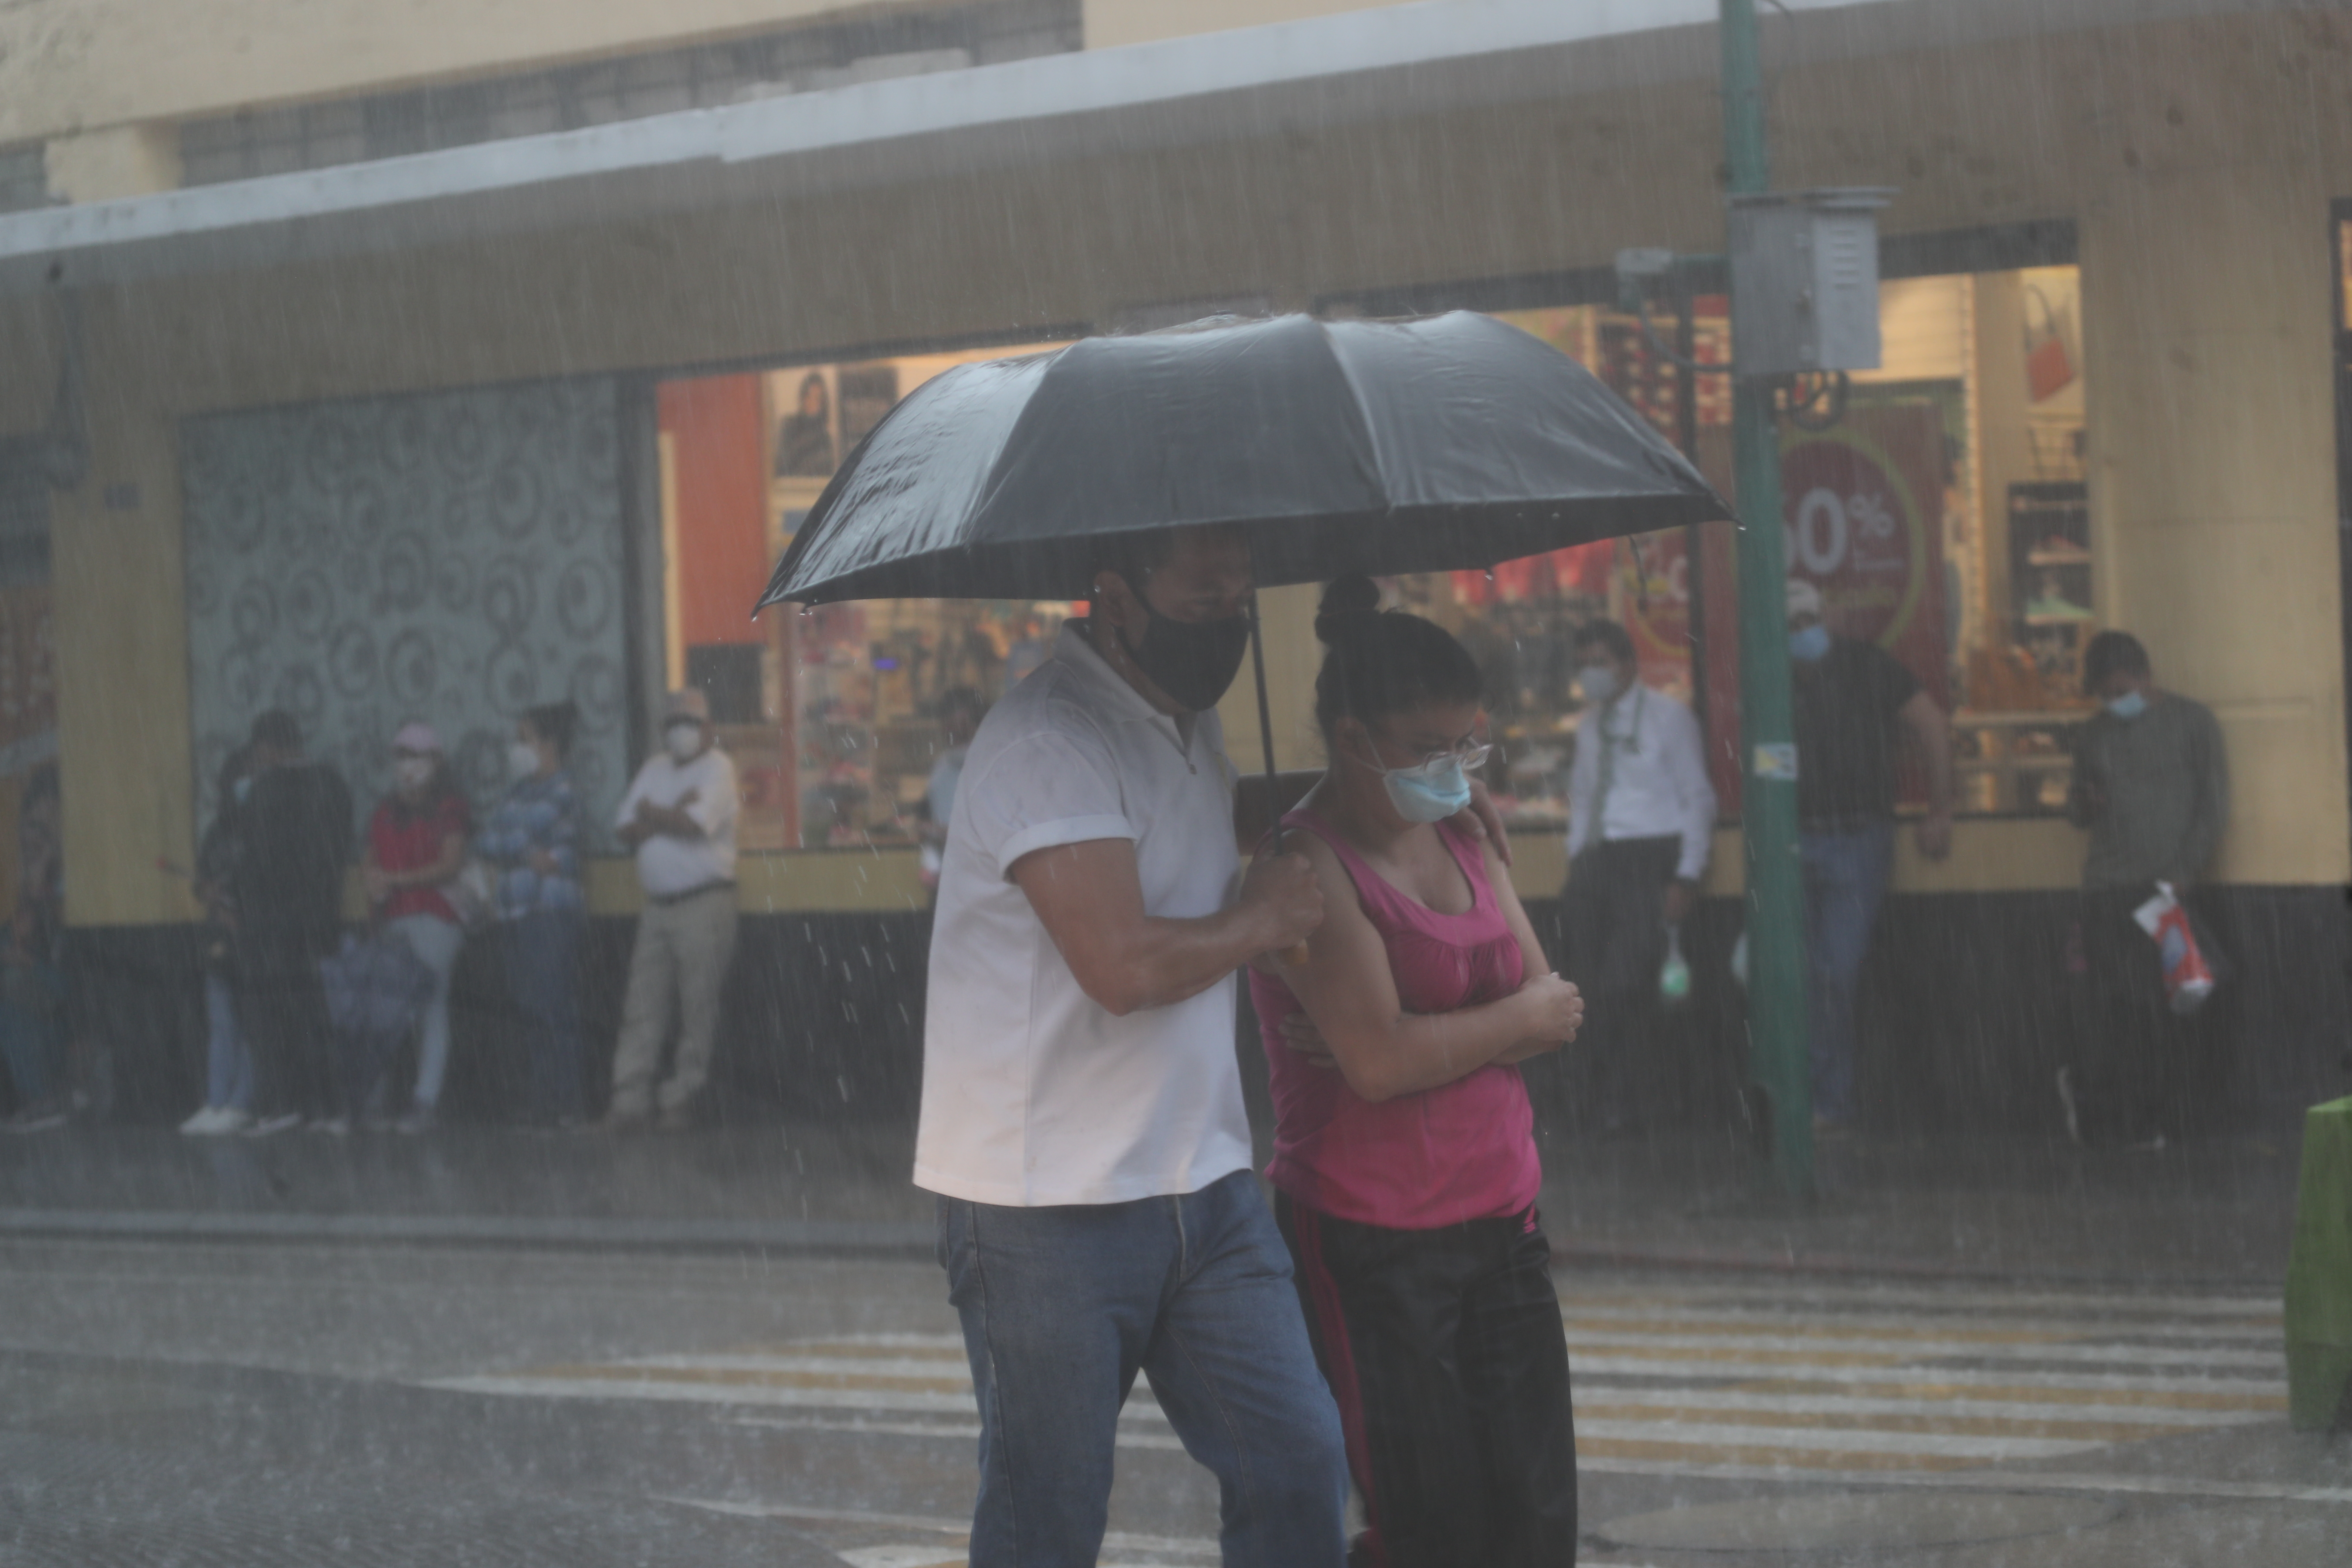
754;312;1729;941
755;311;1726;609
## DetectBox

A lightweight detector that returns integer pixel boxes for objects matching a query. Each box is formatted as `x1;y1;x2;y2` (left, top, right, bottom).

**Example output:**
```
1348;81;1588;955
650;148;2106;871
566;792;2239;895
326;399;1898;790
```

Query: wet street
1;1230;2343;1567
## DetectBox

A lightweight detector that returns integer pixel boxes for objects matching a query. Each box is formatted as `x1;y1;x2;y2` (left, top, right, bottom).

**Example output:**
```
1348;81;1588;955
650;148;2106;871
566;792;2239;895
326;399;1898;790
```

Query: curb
0;1207;2279;1290
0;1207;936;1256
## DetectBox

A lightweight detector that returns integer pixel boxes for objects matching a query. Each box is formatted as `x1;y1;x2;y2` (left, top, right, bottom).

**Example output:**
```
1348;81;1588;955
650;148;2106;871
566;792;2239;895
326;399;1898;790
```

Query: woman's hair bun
1314;575;1383;644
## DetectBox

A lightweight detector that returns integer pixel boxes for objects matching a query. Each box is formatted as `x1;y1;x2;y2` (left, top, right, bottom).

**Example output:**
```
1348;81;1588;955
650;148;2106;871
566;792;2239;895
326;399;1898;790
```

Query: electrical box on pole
1726;189;1893;377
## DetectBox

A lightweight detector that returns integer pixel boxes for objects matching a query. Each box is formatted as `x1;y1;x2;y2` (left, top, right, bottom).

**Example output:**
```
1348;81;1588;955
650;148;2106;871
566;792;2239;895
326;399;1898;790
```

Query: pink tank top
1250;807;1541;1230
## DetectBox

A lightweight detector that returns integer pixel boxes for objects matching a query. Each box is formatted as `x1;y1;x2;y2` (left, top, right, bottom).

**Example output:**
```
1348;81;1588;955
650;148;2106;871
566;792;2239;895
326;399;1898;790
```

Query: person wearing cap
361;721;473;1133
1785;577;1955;1132
604;688;740;1133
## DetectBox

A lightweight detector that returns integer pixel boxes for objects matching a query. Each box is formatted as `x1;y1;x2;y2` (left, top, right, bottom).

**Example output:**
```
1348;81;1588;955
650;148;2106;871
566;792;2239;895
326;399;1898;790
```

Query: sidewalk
0;1118;2306;1288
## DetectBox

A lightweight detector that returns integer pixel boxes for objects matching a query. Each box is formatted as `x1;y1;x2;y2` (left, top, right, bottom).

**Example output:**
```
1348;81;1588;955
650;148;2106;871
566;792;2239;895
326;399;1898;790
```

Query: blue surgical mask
2106;690;2148;720
232;776;252;805
1789;623;1831;663
1577;664;1622;706
1380;756;1473;824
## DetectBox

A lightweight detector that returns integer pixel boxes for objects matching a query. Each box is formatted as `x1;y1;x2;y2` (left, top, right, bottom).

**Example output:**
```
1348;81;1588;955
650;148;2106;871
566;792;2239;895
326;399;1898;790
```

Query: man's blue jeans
204;968;254;1112
937;1169;1351;1568
1800;820;1895;1125
506;911;585;1124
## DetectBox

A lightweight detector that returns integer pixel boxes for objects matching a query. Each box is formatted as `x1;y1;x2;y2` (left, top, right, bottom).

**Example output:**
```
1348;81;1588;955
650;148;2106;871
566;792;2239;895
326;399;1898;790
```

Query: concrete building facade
0;0;2344;1130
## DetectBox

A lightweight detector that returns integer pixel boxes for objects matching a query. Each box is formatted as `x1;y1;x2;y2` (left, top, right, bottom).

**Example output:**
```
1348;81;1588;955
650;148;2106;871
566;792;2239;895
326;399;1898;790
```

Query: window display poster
1701;401;1950;815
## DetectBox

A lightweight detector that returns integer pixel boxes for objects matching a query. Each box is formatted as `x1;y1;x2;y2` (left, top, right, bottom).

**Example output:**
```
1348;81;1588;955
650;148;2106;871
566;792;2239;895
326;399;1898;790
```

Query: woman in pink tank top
1250;576;1584;1568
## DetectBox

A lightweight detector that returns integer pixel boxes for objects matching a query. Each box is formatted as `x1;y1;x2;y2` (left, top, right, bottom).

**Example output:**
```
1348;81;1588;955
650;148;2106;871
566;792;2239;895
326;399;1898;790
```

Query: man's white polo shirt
916;620;1250;1208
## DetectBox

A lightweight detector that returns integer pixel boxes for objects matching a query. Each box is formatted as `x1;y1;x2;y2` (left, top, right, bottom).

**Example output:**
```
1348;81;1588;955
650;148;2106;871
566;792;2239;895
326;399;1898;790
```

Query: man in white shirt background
603;688;740;1133
921;522;1349;1567
1557;618;1716;1136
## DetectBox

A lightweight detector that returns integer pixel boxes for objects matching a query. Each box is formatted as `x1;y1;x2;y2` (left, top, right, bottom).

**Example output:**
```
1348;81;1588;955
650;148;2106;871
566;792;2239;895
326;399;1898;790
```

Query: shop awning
0;0;2276;297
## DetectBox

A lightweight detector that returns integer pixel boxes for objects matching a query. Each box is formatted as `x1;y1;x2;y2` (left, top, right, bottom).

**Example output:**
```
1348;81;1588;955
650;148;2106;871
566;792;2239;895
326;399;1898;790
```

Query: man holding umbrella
922;522;1350;1566
756;312;1729;1564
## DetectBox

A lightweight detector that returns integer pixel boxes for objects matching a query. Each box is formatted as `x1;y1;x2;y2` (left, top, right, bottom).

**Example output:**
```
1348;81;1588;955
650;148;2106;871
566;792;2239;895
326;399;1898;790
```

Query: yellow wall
1083;0;1390;50
0;0;867;147
47;316;197;927
14;6;2352;920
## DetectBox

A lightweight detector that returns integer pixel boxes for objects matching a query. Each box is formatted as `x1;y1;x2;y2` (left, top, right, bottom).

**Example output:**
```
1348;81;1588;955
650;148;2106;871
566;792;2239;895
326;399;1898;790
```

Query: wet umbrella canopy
754;311;1728;611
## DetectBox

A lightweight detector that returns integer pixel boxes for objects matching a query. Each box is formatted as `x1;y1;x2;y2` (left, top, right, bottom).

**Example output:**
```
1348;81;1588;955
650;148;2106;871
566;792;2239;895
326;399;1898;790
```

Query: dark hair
1573;618;1637;665
2082;630;2150;691
1087;529;1180;598
1312;576;1482;736
937;686;988;723
249;709;302;751
797;371;829;410
522;701;580;760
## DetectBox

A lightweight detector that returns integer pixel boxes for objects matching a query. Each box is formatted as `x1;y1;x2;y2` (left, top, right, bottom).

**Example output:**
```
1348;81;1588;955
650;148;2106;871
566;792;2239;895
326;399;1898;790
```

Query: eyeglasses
1389;739;1494;781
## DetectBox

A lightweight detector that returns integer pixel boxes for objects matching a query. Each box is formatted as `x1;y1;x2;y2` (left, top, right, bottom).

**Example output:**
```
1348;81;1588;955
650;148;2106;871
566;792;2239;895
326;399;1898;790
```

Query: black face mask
1120;602;1252;714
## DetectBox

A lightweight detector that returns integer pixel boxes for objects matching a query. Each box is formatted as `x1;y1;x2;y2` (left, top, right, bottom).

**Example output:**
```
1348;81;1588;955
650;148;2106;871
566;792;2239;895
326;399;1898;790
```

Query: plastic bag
1659;923;1692;1006
2132;881;2216;1016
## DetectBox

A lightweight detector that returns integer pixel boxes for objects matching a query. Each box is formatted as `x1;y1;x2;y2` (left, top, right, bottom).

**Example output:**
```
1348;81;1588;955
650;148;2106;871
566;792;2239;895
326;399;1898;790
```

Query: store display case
1950;709;2086;817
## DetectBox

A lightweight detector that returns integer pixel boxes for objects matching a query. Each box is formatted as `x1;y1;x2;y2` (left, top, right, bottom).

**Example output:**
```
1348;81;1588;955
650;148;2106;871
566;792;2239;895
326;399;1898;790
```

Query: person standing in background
1786;578;1954;1133
231;711;355;1136
2061;630;2230;1145
1559;618;1715;1136
181;747;258;1136
0;765;67;1132
604;689;739;1134
477;703;587;1130
361;722;472;1134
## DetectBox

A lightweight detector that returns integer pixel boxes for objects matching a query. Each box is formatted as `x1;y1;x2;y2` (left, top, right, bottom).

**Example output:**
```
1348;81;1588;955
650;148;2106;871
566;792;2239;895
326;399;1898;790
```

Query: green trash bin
2285;1095;2352;1431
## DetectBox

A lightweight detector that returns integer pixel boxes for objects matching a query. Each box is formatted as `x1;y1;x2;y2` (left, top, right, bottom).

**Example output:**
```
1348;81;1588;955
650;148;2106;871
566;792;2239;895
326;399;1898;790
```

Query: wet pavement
0;1235;2342;1567
0;1115;2335;1563
0;1118;2309;1285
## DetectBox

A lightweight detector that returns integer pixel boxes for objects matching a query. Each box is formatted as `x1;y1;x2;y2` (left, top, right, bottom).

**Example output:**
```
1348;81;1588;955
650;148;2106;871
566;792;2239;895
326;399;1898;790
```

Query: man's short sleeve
960;725;1135;878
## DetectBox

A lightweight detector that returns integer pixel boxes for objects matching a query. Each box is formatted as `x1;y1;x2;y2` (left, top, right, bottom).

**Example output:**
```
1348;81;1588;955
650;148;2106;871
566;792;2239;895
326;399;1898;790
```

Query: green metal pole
1721;0;1813;1197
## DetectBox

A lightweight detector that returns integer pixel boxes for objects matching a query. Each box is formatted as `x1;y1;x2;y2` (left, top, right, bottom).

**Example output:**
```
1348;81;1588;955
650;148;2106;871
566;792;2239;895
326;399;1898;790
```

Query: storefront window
1381;262;2088;827
658;340;1070;851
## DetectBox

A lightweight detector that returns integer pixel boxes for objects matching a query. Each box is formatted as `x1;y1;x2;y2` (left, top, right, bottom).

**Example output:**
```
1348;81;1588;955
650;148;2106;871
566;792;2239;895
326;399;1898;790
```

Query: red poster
0;586;56;774
1699;405;1949;815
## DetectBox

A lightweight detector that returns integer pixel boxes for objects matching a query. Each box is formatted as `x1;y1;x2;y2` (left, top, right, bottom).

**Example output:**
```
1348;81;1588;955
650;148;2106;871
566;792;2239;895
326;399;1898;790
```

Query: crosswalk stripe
1561;1327;2283;1368
1726;1377;2286;1412
1574;1417;2095;1461
1573;1401;2216;1442
1574;1438;1983;1472
432;1275;2291;1498
1572;1354;2282;1393
1562;1316;2276;1354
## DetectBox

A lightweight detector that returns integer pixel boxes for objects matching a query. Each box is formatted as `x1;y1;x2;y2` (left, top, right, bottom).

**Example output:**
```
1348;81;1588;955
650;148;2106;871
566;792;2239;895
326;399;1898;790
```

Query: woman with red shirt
1251;577;1584;1568
362;721;471;1132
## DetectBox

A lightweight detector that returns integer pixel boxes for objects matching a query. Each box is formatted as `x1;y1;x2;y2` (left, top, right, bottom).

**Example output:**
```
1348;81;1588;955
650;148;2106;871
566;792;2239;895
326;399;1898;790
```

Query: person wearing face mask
603;688;740;1134
1250;576;1584;1568
921;523;1352;1568
475;702;587;1128
1785;577;1955;1133
1557;617;1715;1136
2059;630;2230;1145
359;722;472;1133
